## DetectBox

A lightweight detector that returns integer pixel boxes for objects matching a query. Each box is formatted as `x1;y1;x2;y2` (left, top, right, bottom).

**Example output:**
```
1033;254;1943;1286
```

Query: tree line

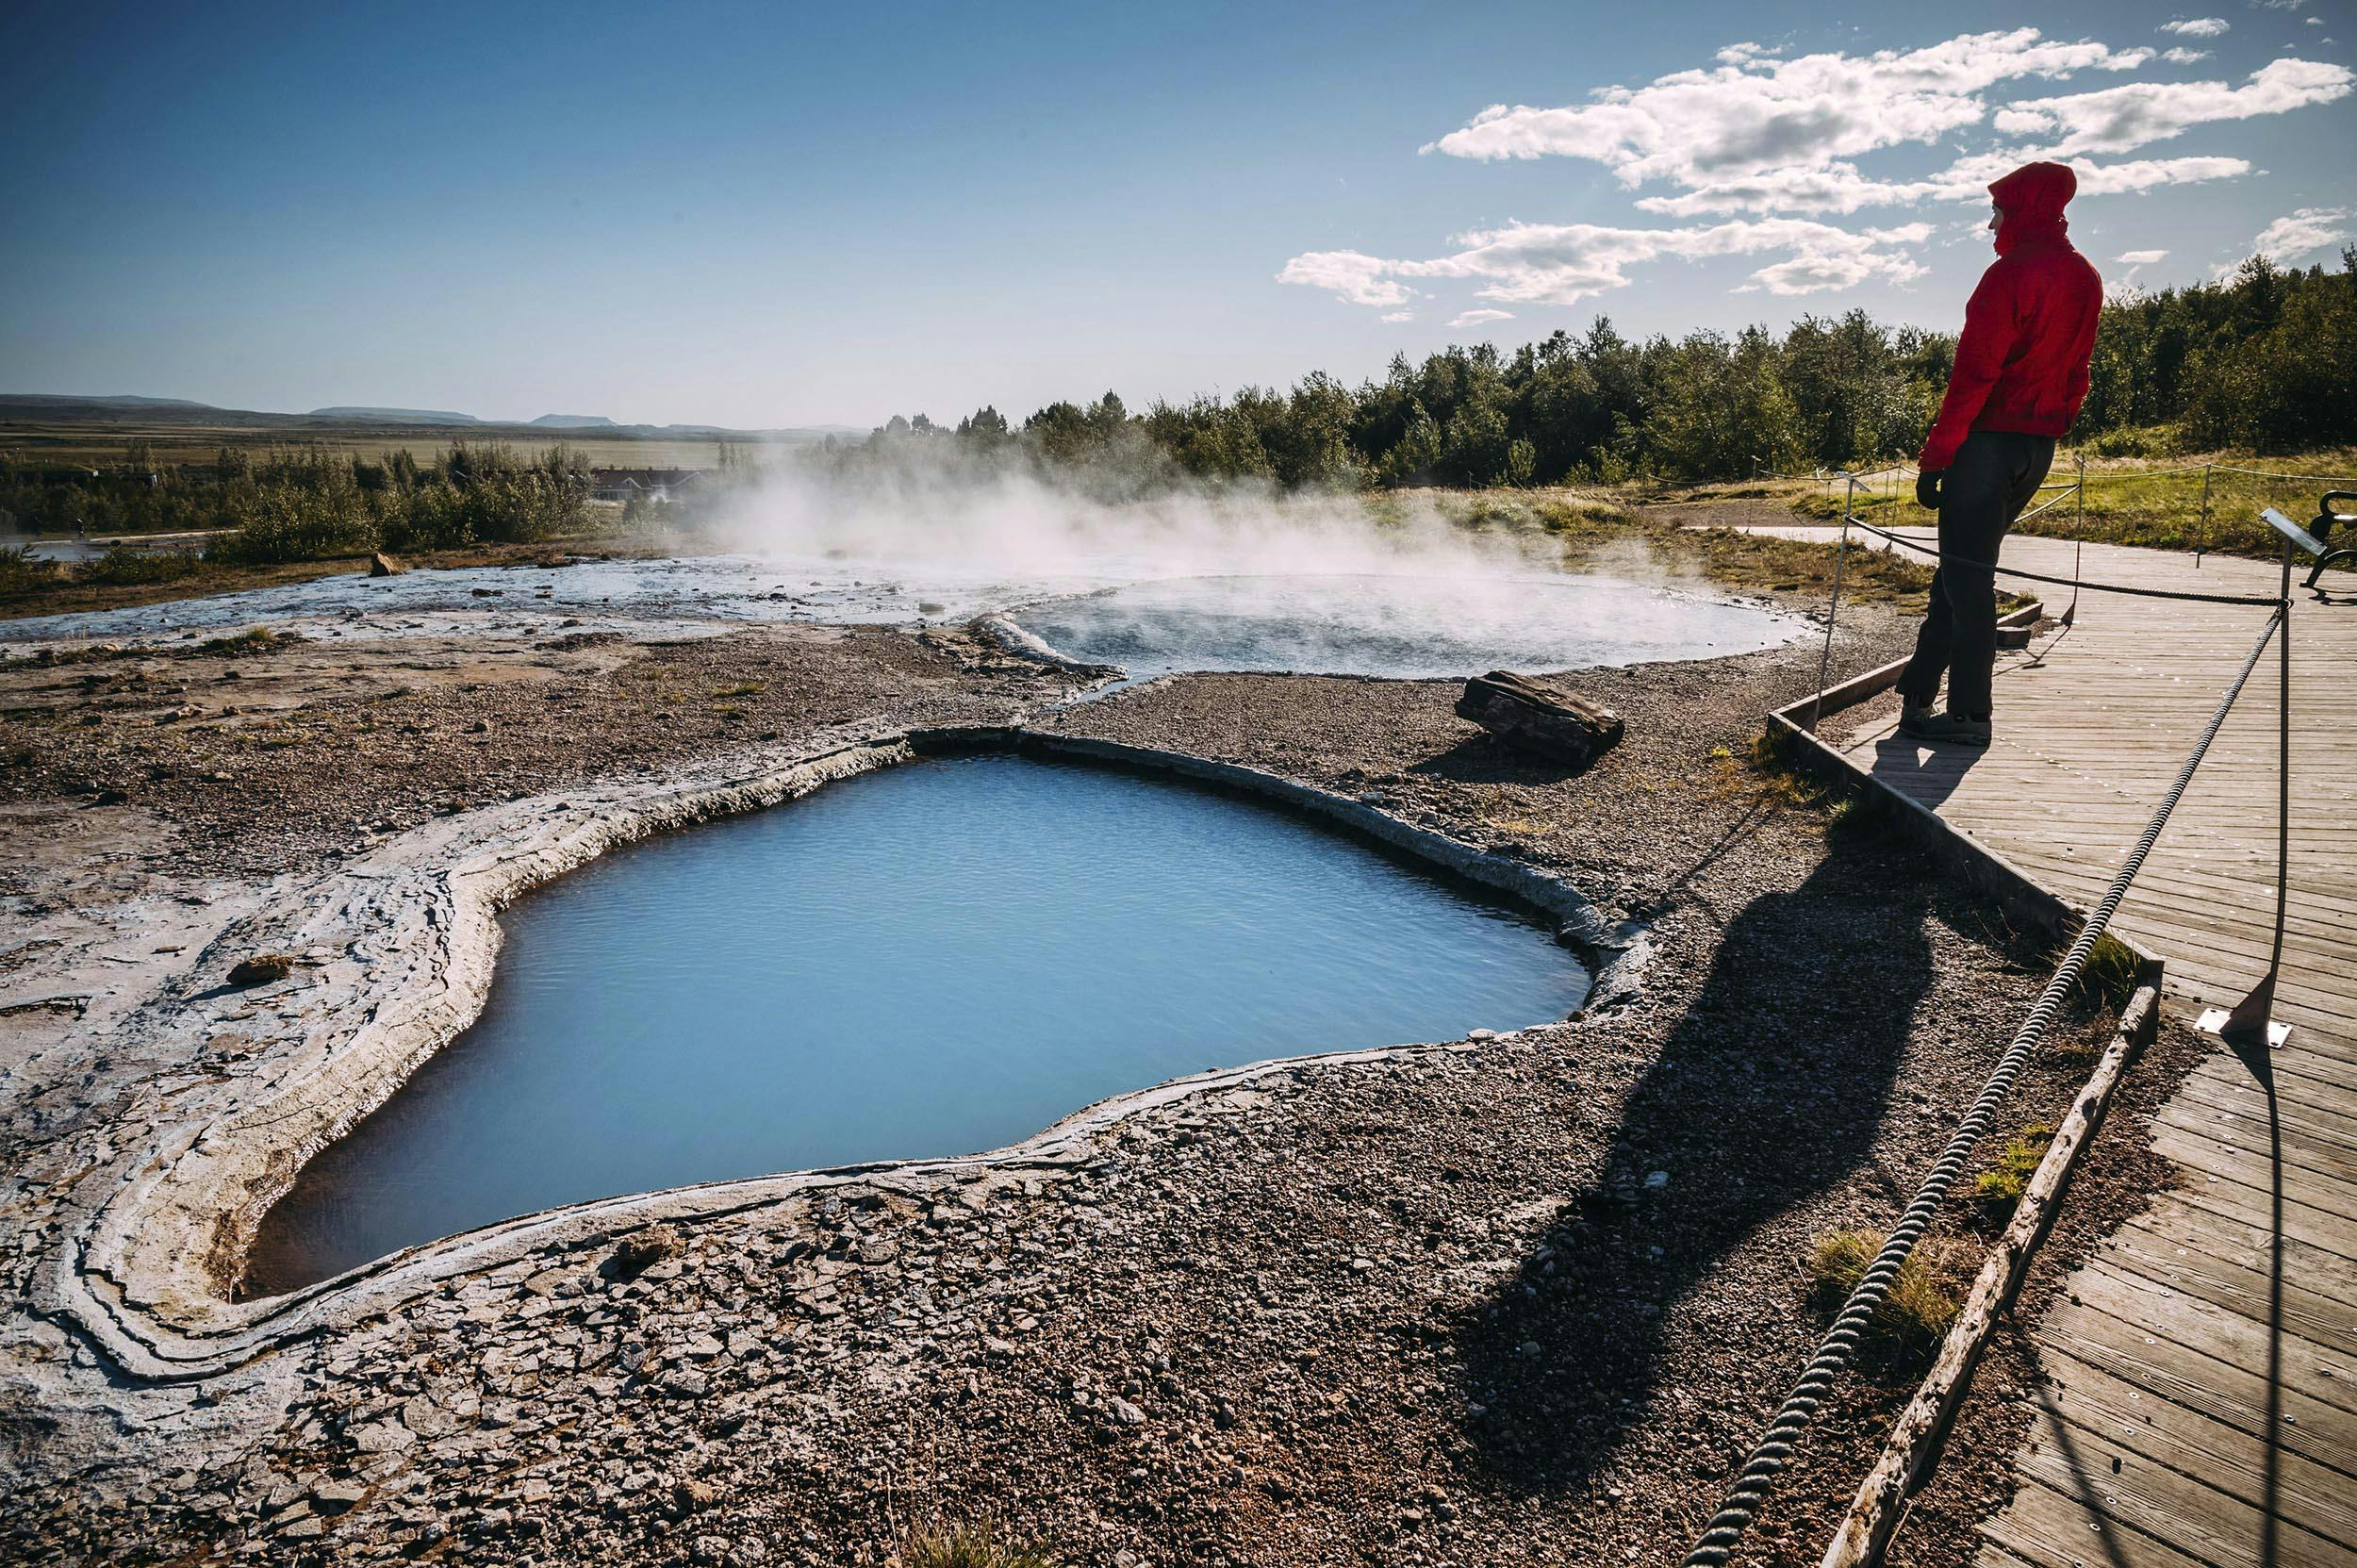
852;248;2357;487
0;442;590;566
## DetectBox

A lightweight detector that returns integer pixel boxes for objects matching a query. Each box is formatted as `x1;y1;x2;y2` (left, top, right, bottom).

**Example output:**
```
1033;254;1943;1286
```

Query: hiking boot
1904;710;1991;747
1897;700;1940;739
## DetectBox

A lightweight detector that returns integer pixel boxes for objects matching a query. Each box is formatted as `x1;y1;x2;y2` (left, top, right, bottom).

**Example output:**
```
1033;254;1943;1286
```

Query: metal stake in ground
1807;475;1856;732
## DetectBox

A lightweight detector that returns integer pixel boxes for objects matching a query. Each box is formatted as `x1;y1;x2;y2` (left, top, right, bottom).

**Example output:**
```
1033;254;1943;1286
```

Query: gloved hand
1915;470;1942;511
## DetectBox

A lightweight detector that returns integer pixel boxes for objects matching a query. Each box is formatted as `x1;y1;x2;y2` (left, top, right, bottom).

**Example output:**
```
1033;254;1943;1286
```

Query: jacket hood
1990;161;2075;253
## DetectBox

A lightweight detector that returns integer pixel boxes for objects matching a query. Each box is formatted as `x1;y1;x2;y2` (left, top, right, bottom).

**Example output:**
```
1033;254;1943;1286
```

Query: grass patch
900;1521;1056;1568
191;627;302;658
2063;931;2142;1012
1805;1229;1975;1361
711;681;766;698
1682;521;1942;607
1974;1124;2056;1217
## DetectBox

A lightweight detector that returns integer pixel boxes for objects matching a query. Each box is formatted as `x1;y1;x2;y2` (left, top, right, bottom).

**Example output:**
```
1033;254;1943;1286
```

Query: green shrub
206;478;377;565
0;546;62;596
81;547;204;586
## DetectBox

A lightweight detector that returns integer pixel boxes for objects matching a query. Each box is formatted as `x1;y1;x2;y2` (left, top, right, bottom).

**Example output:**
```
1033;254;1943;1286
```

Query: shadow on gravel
1409;733;1602;786
1452;825;1937;1490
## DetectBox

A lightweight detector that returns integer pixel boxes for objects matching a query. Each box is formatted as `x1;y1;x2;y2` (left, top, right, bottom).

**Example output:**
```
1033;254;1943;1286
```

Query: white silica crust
36;724;1647;1384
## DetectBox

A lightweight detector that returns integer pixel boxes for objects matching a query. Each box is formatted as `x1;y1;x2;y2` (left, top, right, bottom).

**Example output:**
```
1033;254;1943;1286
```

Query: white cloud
1281;25;2344;324
1995;58;2352;156
1284;217;1931;313
2250;206;2352;262
1379;310;1415;323
2116;248;2169;263
1426;29;2151;189
2162;47;2213;62
1632;152;2250;216
1275;251;1414;308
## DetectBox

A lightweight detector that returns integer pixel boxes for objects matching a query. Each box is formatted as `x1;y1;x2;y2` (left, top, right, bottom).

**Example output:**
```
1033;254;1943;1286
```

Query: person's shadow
1867;734;1984;810
1452;820;1938;1487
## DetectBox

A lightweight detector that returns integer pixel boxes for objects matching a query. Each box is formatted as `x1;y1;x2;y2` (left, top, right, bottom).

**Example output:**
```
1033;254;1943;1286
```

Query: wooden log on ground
1455;670;1624;767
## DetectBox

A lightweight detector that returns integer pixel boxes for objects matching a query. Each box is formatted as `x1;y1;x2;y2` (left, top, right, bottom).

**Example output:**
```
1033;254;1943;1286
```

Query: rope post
2065;454;2086;628
2197;462;2214;567
1808;476;1855;733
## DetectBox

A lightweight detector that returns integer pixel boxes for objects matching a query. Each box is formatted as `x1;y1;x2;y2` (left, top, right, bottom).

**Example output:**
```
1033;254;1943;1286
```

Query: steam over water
6;453;1805;678
1005;572;1799;682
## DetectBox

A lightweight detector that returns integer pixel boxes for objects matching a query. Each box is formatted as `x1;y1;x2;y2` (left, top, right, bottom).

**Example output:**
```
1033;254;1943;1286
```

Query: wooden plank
2078;1250;2357;1372
2039;1329;2357;1482
2040;1354;2357;1540
2011;1410;2357;1568
1979;1477;2220;1568
2167;1084;2357;1176
2163;1171;2357;1269
2151;1128;2357;1223
2158;1101;2357;1191
2091;1238;2357;1373
1970;1542;2051;1568
2127;1202;2357;1307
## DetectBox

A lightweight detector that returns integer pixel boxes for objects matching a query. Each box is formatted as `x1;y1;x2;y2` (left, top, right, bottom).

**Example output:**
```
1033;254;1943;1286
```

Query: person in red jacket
1897;160;2102;747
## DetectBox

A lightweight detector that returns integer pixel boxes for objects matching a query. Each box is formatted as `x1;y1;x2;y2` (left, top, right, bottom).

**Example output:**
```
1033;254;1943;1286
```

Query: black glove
1915;470;1942;511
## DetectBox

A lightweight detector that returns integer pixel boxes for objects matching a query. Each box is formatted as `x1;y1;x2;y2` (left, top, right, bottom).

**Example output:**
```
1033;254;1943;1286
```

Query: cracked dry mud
0;578;2198;1568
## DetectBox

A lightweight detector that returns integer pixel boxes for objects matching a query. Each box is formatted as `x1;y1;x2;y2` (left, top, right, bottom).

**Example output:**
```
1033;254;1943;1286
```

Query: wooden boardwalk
1741;524;2355;1566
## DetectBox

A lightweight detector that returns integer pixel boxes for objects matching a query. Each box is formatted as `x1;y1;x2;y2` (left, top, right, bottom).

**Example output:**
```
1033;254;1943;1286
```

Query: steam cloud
703;441;1572;585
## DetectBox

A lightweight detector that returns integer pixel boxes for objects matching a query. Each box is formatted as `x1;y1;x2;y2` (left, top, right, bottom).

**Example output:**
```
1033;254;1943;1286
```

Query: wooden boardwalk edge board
1821;989;2161;1567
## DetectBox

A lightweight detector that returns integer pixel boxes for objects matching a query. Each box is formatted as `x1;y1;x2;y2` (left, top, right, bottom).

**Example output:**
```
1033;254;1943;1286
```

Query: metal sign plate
2261;506;2329;557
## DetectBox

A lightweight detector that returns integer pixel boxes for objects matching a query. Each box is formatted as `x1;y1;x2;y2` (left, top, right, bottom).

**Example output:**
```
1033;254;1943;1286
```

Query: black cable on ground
1683;605;2286;1566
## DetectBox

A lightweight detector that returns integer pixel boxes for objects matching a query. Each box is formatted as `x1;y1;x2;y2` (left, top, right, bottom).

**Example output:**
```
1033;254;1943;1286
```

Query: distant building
589;468;701;503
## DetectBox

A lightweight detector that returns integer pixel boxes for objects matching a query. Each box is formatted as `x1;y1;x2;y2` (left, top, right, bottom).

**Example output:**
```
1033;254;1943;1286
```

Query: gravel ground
0;580;2205;1567
0;620;1076;879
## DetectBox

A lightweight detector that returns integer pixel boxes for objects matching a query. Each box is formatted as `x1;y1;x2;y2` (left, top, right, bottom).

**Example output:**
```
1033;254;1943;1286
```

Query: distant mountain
3;392;858;445
308;405;481;424
0;392;222;411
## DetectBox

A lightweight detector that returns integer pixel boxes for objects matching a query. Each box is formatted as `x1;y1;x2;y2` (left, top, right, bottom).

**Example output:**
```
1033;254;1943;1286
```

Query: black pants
1896;430;2054;718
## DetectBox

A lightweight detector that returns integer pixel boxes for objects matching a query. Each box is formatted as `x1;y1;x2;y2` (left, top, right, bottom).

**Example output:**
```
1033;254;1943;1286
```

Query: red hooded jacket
1917;162;2103;472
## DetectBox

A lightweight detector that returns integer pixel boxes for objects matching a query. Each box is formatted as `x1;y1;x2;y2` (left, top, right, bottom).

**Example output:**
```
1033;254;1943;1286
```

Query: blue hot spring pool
244;755;1590;1293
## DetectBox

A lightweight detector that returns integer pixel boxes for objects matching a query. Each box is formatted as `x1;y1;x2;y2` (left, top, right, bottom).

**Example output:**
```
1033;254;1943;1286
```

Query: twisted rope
1685;605;2285;1566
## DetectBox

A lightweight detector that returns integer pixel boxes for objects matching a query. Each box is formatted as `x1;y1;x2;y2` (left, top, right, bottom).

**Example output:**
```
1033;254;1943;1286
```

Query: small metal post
2197;462;2214;567
1810;475;1856;732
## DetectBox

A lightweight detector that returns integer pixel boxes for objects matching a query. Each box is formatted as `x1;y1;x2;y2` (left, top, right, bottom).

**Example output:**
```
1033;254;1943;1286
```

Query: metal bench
2263;489;2356;592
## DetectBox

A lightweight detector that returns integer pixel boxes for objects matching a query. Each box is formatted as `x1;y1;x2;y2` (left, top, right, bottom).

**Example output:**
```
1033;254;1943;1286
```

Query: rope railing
1836;512;2283;607
1774;454;2357;564
1685;600;2288;1567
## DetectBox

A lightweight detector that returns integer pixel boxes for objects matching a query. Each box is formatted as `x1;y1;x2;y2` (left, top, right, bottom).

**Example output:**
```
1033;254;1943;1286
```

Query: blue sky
2;0;2350;428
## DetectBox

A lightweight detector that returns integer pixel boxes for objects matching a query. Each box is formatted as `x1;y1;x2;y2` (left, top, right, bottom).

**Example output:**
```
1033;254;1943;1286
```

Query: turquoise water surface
245;755;1589;1293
